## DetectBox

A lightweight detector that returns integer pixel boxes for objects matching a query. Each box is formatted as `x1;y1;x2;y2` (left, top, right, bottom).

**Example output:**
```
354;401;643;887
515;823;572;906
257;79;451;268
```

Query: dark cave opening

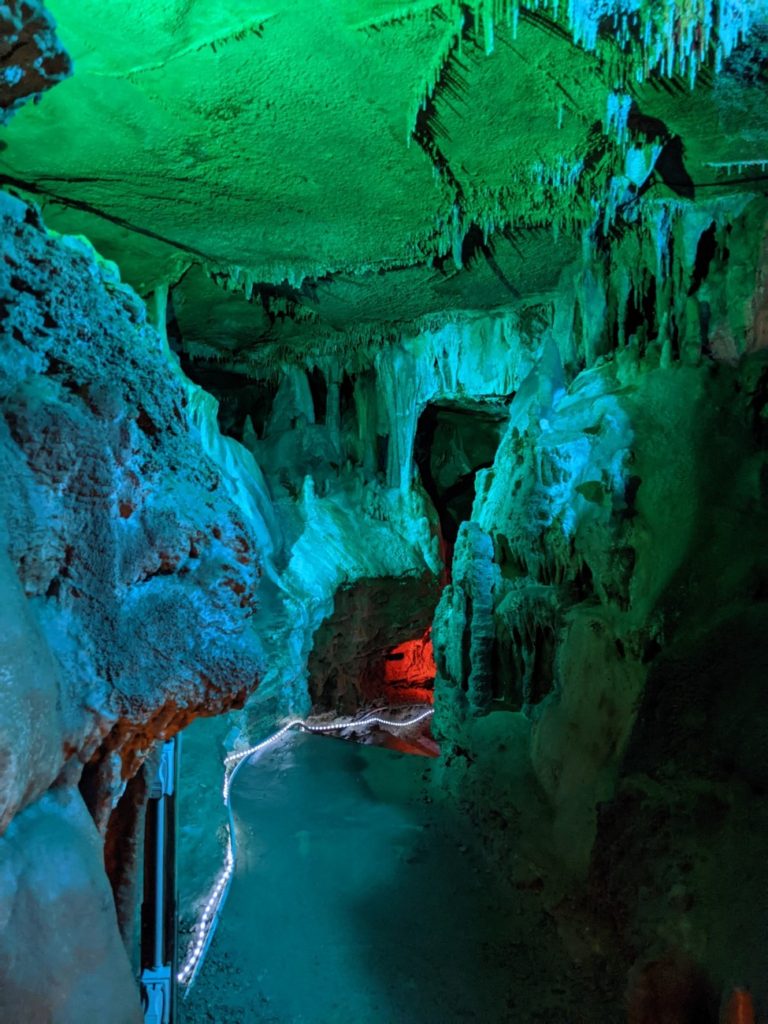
375;431;389;476
414;401;507;560
306;365;328;425
167;292;279;442
689;221;718;295
623;275;658;350
105;770;150;949
339;370;356;431
305;577;439;759
177;360;278;442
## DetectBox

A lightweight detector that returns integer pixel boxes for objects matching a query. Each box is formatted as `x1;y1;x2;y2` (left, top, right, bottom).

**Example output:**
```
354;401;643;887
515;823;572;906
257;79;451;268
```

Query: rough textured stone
0;190;268;827
0;0;70;124
3;1;767;306
307;574;439;712
0;532;67;832
433;520;497;722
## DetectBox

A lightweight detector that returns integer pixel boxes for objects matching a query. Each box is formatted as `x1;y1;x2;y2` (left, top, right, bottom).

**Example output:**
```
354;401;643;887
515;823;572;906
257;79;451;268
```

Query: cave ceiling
2;1;767;356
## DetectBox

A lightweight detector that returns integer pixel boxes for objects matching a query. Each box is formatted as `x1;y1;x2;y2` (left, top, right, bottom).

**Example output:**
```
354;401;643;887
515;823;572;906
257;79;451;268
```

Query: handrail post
140;737;179;1024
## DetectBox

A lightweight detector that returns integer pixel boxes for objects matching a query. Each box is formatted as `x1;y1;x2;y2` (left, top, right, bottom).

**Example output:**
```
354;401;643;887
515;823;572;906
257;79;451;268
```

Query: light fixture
177;705;435;990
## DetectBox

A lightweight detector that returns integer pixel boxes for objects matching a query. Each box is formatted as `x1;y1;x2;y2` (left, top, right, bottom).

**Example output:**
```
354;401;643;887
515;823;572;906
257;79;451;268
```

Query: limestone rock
0;785;142;1023
0;192;266;828
0;0;70;124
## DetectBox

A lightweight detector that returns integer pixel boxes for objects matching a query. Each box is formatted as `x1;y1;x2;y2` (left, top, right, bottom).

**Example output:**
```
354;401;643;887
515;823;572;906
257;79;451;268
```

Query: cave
1;3;768;1024
415;400;508;554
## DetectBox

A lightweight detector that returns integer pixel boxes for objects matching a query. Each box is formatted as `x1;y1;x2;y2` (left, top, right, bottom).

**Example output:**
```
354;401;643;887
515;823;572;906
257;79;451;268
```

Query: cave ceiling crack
352;1;441;32
0;173;217;264
88;15;276;80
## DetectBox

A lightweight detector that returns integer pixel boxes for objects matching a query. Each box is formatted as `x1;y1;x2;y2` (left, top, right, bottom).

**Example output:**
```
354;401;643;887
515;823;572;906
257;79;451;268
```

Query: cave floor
180;732;615;1024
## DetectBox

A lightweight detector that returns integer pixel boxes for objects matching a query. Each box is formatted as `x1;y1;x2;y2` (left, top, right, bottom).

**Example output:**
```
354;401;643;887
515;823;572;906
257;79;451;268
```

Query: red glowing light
724;989;755;1024
379;630;436;704
384;632;435;684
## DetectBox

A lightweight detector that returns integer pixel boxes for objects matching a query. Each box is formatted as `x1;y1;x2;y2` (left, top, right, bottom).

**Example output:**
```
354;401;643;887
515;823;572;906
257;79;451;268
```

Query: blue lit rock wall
0;194;270;821
0;193;277;1018
441;353;765;852
431;195;768;863
0;787;142;1023
421;196;768;1002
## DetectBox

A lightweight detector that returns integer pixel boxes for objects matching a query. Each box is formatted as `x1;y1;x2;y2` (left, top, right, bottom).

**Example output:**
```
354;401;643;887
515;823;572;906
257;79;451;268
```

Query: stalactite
705;159;768;177
465;0;768;86
606;91;632;146
405;6;464;144
451;202;464;270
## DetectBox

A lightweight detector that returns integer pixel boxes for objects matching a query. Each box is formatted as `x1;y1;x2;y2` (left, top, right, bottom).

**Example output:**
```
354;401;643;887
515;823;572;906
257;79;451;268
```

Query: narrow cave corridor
179;727;611;1024
2;3;768;1024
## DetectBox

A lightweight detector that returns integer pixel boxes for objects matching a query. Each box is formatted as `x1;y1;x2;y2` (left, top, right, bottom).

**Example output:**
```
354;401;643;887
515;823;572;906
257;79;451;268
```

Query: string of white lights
177;704;435;991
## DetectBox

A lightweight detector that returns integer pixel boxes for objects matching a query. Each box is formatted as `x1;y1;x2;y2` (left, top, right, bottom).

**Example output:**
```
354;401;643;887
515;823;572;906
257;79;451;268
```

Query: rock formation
1;0;768;1019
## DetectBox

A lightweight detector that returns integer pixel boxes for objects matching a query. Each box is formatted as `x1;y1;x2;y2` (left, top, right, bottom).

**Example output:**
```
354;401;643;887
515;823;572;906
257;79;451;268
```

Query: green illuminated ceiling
2;1;767;321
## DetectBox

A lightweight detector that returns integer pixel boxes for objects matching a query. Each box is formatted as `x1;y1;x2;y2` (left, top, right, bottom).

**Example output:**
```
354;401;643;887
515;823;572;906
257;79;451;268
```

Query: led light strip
177;705;435;991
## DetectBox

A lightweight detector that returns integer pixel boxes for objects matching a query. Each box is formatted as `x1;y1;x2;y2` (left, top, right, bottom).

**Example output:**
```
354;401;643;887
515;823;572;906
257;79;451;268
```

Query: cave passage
414;401;507;560
3;3;768;1022
179;731;612;1024
308;575;441;715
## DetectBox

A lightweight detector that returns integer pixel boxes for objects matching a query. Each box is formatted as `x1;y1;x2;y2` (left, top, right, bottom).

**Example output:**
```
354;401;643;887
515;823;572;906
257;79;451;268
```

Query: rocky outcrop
0;786;142;1024
0;193;268;830
421;198;768;1005
0;0;70;124
429;192;768;866
0;192;276;1017
444;357;766;857
433;520;497;721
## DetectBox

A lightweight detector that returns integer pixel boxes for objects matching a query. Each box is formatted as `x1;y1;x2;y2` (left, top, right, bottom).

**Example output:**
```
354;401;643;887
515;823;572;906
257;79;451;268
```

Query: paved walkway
182;731;612;1023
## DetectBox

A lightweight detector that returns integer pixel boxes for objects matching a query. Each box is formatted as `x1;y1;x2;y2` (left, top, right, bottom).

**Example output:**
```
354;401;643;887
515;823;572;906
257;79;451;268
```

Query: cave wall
0;786;142;1023
425;196;768;1001
435;197;766;732
0;192;284;1017
0;193;273;822
586;602;768;1005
